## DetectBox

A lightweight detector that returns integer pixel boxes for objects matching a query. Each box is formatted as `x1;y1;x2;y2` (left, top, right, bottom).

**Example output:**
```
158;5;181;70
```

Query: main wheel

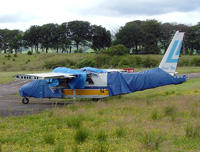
22;97;29;104
92;98;99;102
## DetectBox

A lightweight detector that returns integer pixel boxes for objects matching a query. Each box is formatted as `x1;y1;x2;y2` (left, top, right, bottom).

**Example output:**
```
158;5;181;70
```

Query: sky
0;0;200;31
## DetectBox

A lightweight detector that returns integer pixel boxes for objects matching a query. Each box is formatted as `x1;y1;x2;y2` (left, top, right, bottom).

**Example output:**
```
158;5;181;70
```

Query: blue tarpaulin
19;80;63;98
80;67;107;74
107;68;186;96
51;67;87;89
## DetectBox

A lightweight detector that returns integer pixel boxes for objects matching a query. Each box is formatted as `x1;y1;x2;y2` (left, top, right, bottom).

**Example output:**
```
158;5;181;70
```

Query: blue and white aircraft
14;31;186;104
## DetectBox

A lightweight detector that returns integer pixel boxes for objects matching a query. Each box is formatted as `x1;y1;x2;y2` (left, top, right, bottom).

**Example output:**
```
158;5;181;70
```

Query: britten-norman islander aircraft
14;31;186;104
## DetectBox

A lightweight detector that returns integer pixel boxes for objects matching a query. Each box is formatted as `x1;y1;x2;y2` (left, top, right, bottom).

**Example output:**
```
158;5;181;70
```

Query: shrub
191;57;200;66
101;44;128;56
118;59;130;68
43;59;75;69
14;54;17;57
74;127;89;143
75;58;96;68
27;51;33;55
142;56;159;68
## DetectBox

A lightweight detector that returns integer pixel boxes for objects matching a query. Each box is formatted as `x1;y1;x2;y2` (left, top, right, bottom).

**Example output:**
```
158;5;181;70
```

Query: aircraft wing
14;72;76;80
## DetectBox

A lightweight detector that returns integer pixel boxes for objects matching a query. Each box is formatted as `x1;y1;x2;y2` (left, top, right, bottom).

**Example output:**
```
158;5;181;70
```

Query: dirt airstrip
0;72;200;117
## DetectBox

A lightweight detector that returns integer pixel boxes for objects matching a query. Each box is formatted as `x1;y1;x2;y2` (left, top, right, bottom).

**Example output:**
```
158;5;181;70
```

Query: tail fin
159;31;184;75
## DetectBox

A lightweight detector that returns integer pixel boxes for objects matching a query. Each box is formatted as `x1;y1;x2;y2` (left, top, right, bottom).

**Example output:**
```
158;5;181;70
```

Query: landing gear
92;98;99;102
22;97;29;104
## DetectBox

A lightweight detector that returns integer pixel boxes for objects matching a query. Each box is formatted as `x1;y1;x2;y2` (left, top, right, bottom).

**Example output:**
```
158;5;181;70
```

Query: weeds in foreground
97;130;107;142
43;133;55;145
71;144;80;152
115;127;127;138
74;127;89;143
151;109;160;120
66;115;83;129
54;143;65;152
164;105;177;121
185;124;200;138
92;142;109;152
141;132;162;150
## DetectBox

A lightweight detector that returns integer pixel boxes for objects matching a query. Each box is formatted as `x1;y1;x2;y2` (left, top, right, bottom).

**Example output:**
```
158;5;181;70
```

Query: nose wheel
22;97;29;104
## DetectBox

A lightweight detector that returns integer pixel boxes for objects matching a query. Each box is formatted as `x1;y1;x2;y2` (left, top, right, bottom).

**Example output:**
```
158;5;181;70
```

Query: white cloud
0;0;200;31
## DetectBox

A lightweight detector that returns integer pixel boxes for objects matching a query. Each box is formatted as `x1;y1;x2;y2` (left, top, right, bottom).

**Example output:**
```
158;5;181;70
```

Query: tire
22;97;29;104
92;98;99;102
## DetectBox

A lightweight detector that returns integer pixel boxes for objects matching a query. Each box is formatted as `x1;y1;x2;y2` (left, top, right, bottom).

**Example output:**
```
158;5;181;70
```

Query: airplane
14;31;186;104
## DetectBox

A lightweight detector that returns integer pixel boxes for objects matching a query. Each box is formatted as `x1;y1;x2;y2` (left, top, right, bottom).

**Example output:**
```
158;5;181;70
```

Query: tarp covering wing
107;68;186;96
50;67;87;89
20;80;63;98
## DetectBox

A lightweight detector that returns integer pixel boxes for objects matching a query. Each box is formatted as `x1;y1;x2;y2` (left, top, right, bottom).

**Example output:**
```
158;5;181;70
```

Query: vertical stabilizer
159;31;184;75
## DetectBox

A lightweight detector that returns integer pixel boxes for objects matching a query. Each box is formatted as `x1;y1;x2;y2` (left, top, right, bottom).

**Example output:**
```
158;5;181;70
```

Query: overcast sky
0;0;200;31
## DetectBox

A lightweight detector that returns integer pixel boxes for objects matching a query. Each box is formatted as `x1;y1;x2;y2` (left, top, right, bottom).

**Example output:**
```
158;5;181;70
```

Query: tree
142;20;161;54
160;23;176;53
9;32;23;54
40;23;58;53
114;20;144;54
193;23;200;54
59;22;72;53
23;25;42;53
0;29;20;53
91;25;111;51
68;20;92;51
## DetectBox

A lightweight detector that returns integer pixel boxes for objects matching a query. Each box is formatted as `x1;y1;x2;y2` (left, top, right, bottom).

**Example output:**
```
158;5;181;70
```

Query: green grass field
0;77;200;151
0;53;200;151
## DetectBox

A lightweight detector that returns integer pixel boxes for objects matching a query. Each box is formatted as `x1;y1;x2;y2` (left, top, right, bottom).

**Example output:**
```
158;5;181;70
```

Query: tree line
0;19;200;55
0;21;111;54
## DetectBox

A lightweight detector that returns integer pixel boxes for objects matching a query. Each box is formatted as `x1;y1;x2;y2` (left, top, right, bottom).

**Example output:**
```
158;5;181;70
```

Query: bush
142;56;159;68
191;57;200;66
103;44;128;56
75;58;96;68
43;59;75;69
27;51;33;55
74;127;89;143
118;59;130;68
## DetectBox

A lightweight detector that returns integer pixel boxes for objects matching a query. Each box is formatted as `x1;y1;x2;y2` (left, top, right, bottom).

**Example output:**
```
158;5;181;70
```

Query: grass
0;77;200;151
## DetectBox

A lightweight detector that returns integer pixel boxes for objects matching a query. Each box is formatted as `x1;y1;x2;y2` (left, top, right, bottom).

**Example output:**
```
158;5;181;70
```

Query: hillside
0;53;200;72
